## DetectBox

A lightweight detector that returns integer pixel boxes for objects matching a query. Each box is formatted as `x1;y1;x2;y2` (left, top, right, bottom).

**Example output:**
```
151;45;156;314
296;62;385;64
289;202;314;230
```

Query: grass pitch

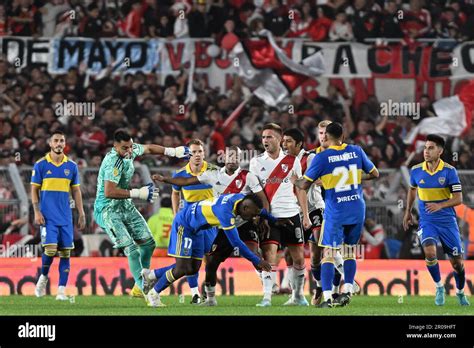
0;295;472;316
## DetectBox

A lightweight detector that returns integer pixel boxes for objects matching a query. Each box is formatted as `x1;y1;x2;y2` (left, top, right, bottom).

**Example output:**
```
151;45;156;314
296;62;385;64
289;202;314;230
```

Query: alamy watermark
380;99;420;120
0;243;41;261
55;100;95;120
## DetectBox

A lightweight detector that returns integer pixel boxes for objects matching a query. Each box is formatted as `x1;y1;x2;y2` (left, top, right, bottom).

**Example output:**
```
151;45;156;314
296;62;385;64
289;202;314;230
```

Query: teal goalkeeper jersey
94;143;144;214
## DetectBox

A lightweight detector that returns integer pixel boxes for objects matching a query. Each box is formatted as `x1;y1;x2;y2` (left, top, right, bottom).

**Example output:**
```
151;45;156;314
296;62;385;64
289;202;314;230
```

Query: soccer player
403;134;470;306
153;145;269;306
93;129;189;296
281;127;327;305
170;139;219;304
250;123;312;307
142;193;277;307
32;130;85;300
295;122;379;308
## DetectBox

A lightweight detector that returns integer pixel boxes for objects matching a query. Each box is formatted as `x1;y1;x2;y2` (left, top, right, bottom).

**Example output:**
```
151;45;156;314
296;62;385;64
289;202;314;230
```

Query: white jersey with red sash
249;149;302;218
198;167;262;196
298;149;325;212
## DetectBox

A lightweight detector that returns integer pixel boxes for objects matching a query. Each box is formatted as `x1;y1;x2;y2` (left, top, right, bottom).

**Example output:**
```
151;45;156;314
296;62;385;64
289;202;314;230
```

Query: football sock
153;264;175;280
425;257;442;285
262;270;275;301
343;258;356;293
58;257;70;287
154;268;177;293
453;267;466;292
292;265;306;298
321;261;335;301
204;283;216;299
138;238;155;269
311;263;321;287
124;244;143;290
281;266;292;290
187;274;200;296
41;254;54;276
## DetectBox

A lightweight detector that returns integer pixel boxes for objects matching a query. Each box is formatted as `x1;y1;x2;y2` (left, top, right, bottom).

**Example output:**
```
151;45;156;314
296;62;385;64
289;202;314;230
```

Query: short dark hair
326;122;343;139
283;128;304;147
426;134;445;149
262;123;282;135
243;193;263;209
114;129;132;143
187;139;204;147
161;196;172;208
50;130;65;138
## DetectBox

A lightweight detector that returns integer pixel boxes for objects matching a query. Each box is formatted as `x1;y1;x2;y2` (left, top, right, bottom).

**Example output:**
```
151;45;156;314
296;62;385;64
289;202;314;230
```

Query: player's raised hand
402;211;414;231
34;211;45;226
130;183;159;203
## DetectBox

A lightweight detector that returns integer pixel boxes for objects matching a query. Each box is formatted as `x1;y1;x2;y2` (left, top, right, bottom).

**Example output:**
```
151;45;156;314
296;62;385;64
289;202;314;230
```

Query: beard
53;148;63;154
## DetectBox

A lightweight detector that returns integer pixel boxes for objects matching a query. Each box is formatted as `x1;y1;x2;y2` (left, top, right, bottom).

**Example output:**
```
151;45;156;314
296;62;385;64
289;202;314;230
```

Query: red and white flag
230;30;325;106
404;79;474;151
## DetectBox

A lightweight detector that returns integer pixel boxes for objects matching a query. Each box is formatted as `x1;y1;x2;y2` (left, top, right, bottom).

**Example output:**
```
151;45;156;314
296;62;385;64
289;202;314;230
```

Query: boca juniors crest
64;169;70;176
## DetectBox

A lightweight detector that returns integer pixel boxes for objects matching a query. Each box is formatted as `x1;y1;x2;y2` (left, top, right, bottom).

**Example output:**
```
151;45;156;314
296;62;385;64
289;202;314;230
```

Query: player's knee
424;256;438;266
123;243;139;257
44;245;57;257
452;259;464;273
321;256;335;264
58;249;71;258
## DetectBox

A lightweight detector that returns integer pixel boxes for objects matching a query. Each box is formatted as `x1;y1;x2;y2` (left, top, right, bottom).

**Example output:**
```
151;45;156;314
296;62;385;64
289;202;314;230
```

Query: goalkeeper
93;129;189;295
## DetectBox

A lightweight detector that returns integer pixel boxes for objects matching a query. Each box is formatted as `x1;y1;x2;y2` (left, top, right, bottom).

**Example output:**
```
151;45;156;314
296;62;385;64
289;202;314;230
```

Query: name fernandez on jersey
303;143;376;224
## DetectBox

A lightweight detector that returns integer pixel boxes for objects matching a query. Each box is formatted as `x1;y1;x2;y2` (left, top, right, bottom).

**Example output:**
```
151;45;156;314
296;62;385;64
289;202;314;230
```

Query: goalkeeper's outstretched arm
104;181;158;202
142;144;190;158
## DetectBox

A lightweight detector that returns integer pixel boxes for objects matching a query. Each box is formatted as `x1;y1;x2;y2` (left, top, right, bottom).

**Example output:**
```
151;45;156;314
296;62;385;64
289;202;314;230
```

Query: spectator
147;195;174;257
264;0;290;37
9;0;41;36
329;10;353;41
0;4;10;36
188;0;209;38
119;0;144;38
171;2;190;38
79;3;102;38
361;217;386;259
39;0;70;37
381;0;404;38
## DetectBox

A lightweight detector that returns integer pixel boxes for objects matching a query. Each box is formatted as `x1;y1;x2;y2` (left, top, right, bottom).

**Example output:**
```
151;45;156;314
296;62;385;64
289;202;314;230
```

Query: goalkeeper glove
164;146;190;159
130;183;159;203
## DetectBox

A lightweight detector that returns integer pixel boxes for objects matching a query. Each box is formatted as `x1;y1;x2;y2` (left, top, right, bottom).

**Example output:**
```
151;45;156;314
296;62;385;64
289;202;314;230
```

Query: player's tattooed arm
293;176;312;190
152;174;199;187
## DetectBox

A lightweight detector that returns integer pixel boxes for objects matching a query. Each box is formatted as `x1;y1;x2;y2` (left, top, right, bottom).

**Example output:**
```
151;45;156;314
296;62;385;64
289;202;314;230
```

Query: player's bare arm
361;167;380;181
31;184;45;226
403;186;417;231
295;187;311;230
152;174;199;187
425;191;463;213
171;190;181;216
71;185;86;230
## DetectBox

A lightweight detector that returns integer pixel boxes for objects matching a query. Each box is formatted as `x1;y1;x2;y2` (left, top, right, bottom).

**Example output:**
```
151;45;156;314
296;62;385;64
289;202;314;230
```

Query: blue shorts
41;223;74;249
418;219;464;257
167;209;204;260
318;218;363;249
203;227;218;254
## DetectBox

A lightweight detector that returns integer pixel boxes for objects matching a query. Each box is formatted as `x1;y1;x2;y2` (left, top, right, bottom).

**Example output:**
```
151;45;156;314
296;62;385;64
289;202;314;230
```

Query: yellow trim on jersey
182;188;214;202
31;182;41;187
417;187;451;201
303;175;314;182
327;143;348;151
71;184;80;187
422;160;445;175
41;178;72;192
35;157;46;164
185;161;208;176
168;253;191;259
315;146;323;153
201;204;220;226
320;169;362;190
222;225;236;230
369;166;376;173
232;199;243;215
176;225;184;256
45;153;69;167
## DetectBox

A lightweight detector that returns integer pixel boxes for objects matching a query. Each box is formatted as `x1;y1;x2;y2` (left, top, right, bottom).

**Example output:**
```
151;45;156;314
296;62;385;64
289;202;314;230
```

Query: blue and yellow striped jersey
187;193;244;232
31;153;80;226
409;160;462;222
304;143;376;224
172;161;217;205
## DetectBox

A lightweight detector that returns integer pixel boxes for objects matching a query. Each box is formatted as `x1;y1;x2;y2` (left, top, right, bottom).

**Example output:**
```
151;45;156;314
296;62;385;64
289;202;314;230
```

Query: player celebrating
250;123;312;307
403;134;470;306
142;193;277;307
170;139;219;304
93;129;189;296
295;122;379;308
32;130;85;300
153;145;269;306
